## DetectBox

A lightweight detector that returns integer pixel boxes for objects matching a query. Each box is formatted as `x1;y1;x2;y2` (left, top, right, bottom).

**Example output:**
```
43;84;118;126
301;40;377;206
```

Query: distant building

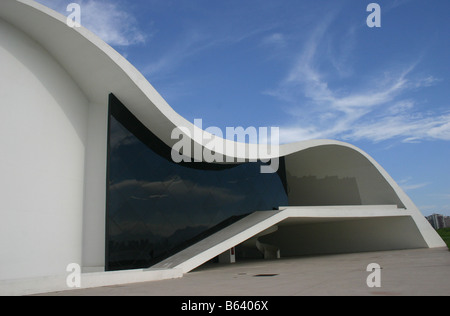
426;214;450;230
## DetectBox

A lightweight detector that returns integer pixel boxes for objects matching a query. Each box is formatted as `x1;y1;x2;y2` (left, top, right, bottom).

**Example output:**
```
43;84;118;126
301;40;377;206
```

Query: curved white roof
0;0;362;160
0;0;417;206
0;0;410;189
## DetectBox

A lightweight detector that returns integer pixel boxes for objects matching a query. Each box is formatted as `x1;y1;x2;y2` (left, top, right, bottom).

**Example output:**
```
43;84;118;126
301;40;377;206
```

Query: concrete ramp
152;210;283;273
151;205;434;274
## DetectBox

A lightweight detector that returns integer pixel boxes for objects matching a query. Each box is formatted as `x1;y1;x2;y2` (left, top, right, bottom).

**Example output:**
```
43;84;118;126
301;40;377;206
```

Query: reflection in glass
106;94;288;271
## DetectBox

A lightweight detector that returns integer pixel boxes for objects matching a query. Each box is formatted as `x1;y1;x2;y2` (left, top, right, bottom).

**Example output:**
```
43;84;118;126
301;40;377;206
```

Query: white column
218;247;236;264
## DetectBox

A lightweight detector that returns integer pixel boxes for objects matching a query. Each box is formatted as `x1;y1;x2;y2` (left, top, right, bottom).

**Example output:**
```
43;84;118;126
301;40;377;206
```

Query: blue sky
36;0;450;216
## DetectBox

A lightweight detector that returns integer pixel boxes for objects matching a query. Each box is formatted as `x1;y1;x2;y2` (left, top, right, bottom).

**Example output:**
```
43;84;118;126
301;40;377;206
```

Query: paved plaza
37;247;450;296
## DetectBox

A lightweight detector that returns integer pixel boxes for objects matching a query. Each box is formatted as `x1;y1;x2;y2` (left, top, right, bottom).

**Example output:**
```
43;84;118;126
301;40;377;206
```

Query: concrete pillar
218;247;236;264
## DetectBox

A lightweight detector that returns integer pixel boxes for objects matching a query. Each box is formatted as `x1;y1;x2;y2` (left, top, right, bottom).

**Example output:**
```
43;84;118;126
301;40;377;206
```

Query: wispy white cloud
398;178;431;192
143;24;274;79
80;0;146;46
265;13;449;144
349;112;450;143
261;33;286;48
142;30;211;78
35;0;147;46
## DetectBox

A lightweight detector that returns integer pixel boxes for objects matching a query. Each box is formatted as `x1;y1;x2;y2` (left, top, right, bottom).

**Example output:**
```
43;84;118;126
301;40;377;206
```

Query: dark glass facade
106;94;288;271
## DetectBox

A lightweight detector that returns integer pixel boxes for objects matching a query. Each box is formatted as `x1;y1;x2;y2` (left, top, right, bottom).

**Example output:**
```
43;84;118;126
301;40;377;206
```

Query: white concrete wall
285;145;404;207
0;18;89;280
82;100;108;270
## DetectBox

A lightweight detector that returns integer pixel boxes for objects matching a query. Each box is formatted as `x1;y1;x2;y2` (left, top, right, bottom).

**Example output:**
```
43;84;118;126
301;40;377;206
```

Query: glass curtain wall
106;94;288;271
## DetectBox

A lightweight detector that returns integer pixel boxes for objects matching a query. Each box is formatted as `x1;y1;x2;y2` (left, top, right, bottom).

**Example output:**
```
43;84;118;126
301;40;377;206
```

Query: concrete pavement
35;247;450;296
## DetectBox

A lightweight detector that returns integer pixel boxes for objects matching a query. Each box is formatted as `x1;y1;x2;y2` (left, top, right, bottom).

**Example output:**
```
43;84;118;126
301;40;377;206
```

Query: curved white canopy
0;0;445;251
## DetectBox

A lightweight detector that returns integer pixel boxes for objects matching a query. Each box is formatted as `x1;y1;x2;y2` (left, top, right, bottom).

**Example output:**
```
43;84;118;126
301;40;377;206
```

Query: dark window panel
105;94;288;271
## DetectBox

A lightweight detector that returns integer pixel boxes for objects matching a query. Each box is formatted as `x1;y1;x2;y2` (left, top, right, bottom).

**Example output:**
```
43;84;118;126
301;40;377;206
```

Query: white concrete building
0;0;446;295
